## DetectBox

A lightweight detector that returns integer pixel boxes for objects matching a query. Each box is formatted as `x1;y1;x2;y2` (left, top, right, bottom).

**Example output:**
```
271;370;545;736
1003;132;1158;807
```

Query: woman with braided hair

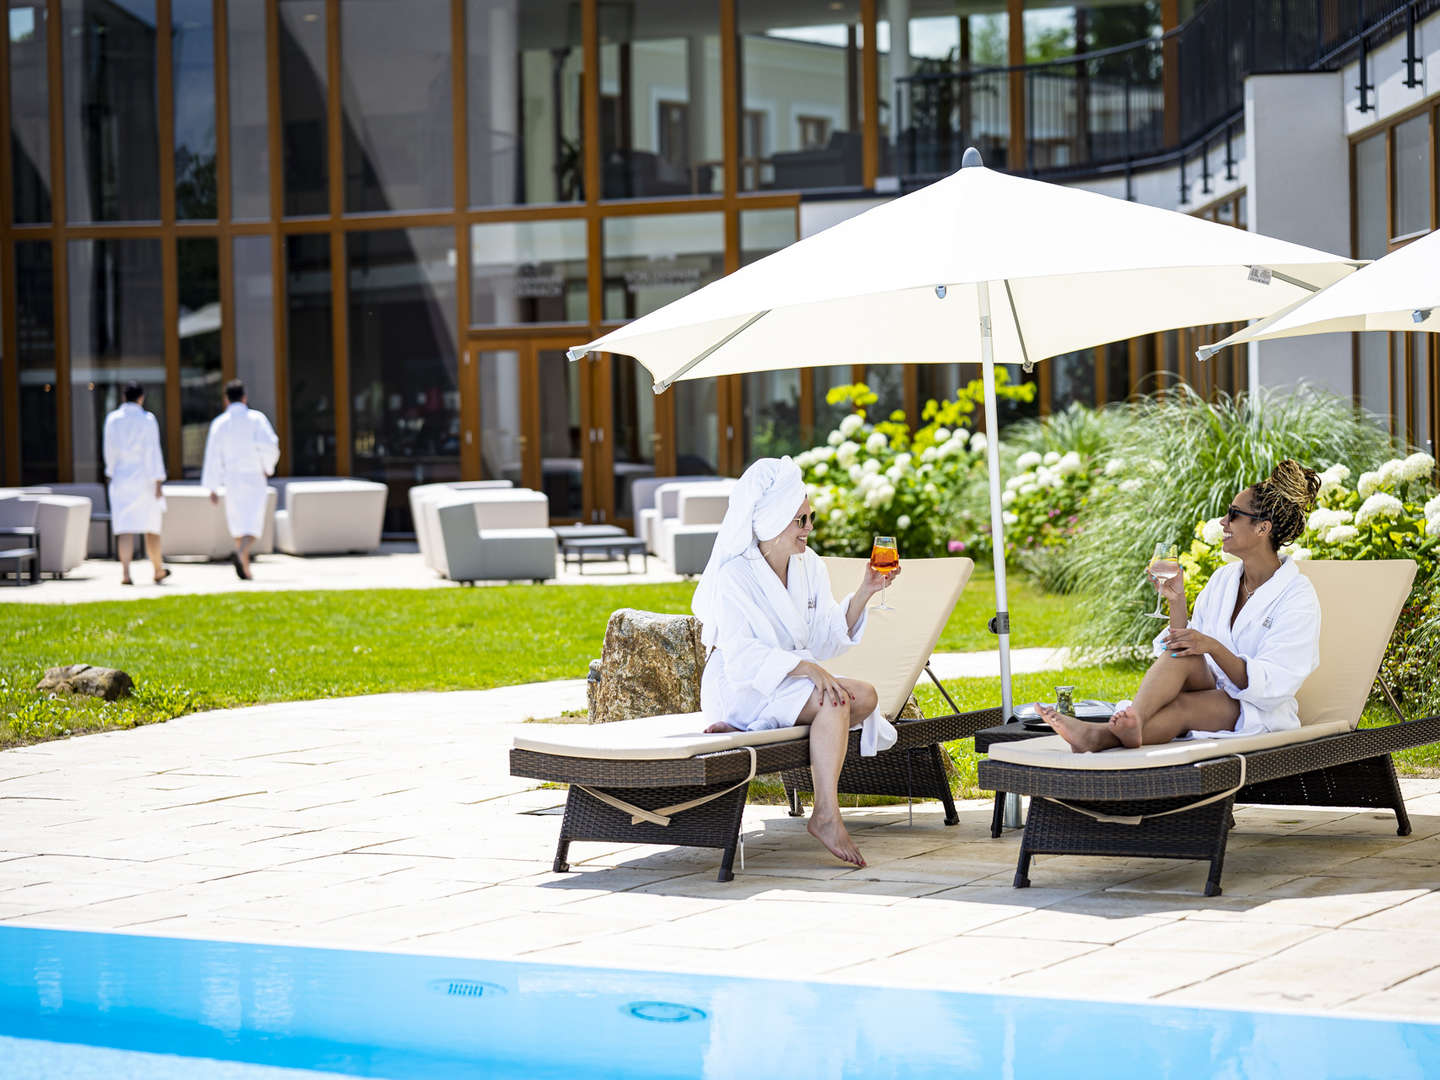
1043;459;1323;751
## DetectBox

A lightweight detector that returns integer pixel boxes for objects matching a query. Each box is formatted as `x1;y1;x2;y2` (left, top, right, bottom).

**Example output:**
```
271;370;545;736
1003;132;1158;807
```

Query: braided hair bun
1252;459;1320;549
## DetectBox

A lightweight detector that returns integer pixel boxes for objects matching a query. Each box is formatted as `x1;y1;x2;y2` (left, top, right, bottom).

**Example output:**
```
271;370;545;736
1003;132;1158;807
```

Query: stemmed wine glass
1145;541;1181;619
870;535;899;611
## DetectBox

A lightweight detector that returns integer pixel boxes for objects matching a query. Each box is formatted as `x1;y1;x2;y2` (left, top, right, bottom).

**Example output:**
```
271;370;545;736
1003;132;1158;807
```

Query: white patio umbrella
571;149;1360;740
1197;226;1440;360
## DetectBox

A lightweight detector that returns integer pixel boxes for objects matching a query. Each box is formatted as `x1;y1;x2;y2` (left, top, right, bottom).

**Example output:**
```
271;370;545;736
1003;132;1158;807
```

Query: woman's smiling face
770;497;815;557
1220;487;1269;556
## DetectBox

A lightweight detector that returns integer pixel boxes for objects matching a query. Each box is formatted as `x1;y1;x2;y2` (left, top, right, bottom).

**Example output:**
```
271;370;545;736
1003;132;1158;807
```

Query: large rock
36;664;134;701
589;609;706;724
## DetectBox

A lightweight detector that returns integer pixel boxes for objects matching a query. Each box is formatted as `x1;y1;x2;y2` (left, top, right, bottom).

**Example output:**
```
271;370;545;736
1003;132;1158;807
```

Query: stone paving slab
1;685;1438;1021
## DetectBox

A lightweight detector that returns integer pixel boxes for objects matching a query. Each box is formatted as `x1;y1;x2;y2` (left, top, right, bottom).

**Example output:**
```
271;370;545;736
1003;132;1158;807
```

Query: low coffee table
556;530;648;574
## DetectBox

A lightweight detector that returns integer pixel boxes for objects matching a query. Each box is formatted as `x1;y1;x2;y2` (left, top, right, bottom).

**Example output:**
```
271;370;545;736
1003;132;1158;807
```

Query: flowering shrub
794;375;1032;558
1178;452;1440;712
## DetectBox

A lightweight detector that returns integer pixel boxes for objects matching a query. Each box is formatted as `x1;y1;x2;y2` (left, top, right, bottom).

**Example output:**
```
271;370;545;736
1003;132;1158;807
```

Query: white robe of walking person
103;401;167;535
200;402;280;538
699;547;897;756
1153;557;1320;736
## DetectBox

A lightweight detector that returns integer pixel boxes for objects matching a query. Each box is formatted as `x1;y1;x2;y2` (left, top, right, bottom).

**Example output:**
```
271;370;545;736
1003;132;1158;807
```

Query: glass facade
0;0;1356;516
1392;114;1430;240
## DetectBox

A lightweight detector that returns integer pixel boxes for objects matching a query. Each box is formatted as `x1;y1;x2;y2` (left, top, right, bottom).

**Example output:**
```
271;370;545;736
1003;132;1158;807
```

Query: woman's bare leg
803;693;863;867
117;534;134;584
144;532;165;580
1130;690;1240;745
1040;705;1122;753
1047;654;1220;752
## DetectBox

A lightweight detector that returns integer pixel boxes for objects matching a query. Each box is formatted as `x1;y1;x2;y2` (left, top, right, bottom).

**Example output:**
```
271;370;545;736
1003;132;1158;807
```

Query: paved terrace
3;683;1438;1020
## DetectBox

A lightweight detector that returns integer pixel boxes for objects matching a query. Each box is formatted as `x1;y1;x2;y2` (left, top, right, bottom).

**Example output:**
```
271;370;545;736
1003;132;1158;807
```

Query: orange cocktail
871;535;898;609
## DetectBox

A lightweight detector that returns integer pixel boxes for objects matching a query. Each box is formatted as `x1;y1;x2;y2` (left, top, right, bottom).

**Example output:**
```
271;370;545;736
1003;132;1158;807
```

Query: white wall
1244;72;1353;397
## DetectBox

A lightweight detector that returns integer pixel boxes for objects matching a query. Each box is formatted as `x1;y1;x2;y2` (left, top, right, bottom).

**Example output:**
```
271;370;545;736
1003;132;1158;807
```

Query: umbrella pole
977;281;1022;829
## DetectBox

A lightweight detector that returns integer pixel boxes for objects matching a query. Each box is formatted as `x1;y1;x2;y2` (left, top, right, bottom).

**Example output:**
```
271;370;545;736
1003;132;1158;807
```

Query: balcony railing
891;0;1435;190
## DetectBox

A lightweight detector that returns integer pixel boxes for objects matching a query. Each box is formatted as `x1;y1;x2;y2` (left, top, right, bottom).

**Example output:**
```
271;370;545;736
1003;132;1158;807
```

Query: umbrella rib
1001;280;1033;372
654;309;771;393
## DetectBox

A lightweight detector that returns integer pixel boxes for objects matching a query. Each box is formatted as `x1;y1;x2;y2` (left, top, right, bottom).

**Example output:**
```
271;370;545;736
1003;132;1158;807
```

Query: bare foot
807;811;865;868
1106;705;1142;748
1039;705;1120;754
704;721;741;733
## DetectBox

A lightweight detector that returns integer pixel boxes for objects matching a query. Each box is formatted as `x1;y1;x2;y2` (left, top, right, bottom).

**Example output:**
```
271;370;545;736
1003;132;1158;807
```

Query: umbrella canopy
571;153;1359;758
571;160;1360;387
1198;227;1440;360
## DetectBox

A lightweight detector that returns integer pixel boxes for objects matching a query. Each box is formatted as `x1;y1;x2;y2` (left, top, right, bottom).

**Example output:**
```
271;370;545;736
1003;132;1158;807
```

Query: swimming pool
0;925;1434;1078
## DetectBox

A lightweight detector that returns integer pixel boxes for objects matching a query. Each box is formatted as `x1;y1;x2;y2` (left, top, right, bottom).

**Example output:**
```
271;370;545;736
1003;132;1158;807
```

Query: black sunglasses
794;512;816;529
1226;505;1266;524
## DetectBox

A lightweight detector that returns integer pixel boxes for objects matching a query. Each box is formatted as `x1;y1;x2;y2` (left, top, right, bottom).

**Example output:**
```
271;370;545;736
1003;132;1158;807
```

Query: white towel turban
692;456;807;648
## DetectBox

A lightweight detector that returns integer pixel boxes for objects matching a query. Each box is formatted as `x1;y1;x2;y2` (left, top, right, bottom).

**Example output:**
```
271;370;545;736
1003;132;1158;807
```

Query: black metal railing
892;0;1435;190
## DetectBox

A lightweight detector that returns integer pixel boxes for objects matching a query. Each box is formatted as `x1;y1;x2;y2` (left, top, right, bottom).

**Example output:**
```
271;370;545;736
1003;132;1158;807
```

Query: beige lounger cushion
988;719;1352;770
513;555;975;761
513;711;807;760
822;556;974;719
989;558;1416;772
1294;559;1415;729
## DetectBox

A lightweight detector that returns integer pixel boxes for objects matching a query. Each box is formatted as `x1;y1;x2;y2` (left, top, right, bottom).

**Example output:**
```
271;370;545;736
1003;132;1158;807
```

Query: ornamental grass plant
1063;386;1397;655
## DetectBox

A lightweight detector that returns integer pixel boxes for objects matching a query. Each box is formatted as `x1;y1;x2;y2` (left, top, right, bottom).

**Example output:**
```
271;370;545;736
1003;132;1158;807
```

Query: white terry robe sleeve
711;573;806;697
146;413;166;482
253;412;280;476
200;416;225;493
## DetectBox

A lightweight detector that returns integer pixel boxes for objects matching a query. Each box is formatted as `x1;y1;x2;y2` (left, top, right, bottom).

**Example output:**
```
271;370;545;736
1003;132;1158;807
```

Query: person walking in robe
692;456;899;869
102;380;170;586
200;379;280;580
1041;459;1322;751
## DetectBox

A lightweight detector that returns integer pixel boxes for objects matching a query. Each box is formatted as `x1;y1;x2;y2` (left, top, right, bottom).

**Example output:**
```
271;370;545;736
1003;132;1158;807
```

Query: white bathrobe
1154;557;1321;736
102;402;166;535
200;402;280;538
699;548;897;755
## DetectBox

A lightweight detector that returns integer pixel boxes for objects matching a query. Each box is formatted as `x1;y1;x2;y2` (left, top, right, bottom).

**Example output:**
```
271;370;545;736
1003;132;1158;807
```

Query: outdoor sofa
409;481;514;573
430;488;556;584
978;559;1438;896
511;556;999;880
657;484;734;576
633;475;729;555
0;493;90;576
20;483;111;557
273;479;387;555
160;483;277;559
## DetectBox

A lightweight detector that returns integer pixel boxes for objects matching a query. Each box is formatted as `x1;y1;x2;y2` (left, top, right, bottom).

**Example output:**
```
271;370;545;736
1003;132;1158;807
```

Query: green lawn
5;578;1430;785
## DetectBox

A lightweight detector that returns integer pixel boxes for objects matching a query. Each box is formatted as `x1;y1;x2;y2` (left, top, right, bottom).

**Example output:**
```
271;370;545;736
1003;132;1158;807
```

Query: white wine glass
1145;542;1180;619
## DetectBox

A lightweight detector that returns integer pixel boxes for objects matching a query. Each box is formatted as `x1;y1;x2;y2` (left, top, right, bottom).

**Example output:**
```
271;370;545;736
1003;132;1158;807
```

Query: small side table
974;720;1052;838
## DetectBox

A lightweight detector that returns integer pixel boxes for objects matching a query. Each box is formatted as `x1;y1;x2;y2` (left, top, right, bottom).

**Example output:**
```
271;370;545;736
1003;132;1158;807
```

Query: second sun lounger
510;556;997;880
977;559;1438;896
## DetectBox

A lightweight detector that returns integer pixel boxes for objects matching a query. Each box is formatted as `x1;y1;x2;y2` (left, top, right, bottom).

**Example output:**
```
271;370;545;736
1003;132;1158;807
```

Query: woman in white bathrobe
200;379;280;580
102;382;170;585
1043;460;1322;752
694;456;897;868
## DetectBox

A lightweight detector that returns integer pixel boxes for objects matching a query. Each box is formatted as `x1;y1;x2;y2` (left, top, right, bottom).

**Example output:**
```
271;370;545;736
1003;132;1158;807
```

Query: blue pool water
0;925;1435;1078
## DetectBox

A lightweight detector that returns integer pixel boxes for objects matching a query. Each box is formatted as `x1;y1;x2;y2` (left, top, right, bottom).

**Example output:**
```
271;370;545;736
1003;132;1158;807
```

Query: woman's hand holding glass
1144;542;1183;619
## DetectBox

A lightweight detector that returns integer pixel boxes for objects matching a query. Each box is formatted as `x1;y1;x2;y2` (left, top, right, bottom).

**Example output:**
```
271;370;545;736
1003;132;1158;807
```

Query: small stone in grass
35;664;134;702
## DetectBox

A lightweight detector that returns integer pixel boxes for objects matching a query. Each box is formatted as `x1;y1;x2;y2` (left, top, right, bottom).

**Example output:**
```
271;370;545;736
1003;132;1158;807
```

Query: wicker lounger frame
977;715;1440;896
510;706;1001;881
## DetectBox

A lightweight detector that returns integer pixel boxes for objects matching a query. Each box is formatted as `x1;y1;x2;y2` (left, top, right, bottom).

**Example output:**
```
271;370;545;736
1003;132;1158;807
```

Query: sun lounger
978;559;1438;896
510;556;997;880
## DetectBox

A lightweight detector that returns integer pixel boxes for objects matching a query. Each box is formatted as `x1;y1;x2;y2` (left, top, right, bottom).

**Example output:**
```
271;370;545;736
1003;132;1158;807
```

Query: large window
599;1;722;199
68;239;166;482
15;242;57;483
347;227;461;530
9;0;51;222
286;234;334;475
233;237;277;422
279;0;328;216
172;0;217;219
467;0;584;207
228;0;270;219
340;0;453;213
603;211;725;320
1392;113;1431;240
178;237;221;475
737;1;863;191
62;0;161;223
470;220;588;325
